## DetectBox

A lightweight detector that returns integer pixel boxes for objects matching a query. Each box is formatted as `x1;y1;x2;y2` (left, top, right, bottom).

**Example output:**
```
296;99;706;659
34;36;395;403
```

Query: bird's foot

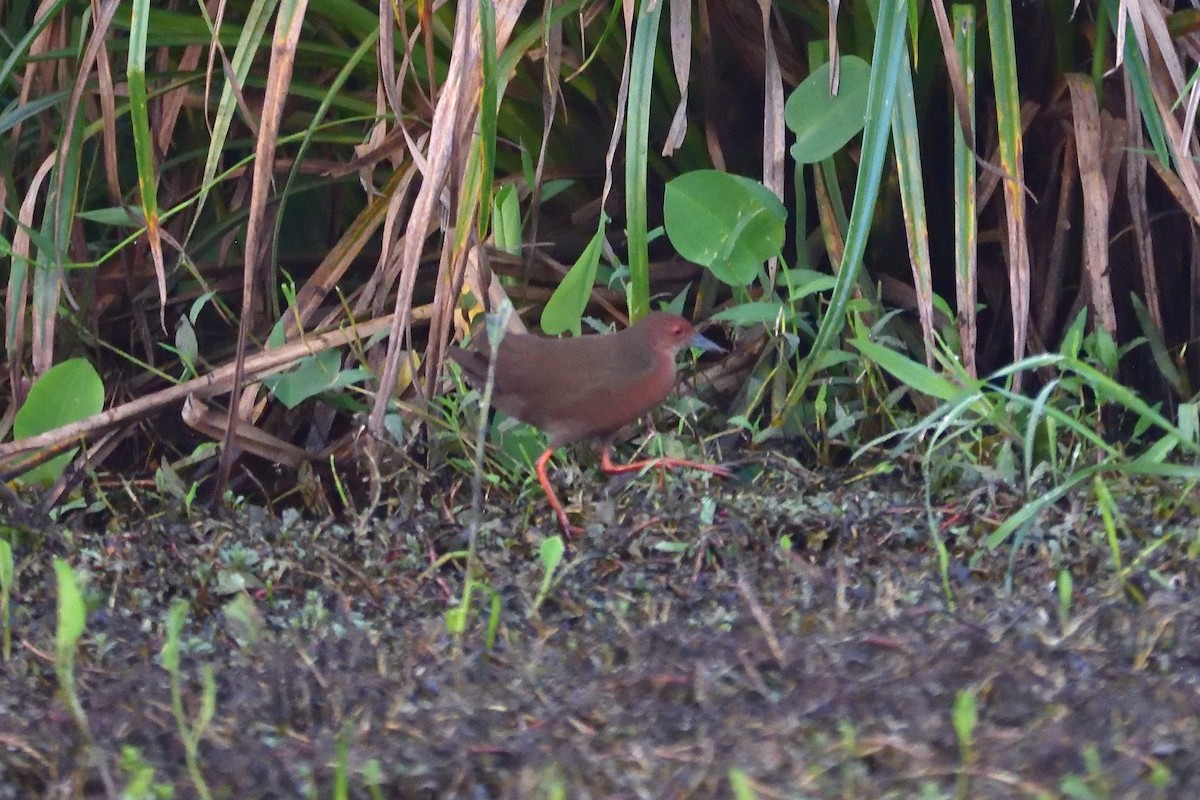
551;508;585;538
600;448;734;479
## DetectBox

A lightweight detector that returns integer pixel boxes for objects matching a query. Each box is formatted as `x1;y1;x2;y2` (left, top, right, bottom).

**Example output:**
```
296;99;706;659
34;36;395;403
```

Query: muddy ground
1;455;1198;799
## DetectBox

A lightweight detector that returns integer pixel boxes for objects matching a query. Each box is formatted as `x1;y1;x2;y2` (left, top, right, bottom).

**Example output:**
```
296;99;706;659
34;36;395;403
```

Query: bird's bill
688;332;724;353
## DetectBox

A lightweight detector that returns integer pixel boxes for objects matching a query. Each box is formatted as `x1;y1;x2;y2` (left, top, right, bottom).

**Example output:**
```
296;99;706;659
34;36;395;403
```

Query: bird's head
638;312;723;356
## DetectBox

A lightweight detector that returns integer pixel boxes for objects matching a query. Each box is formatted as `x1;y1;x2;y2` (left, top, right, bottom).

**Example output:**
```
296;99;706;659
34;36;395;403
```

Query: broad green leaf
14;359;105;486
664;170;786;286
263;349;370;409
490;415;546;477
786;56;872;163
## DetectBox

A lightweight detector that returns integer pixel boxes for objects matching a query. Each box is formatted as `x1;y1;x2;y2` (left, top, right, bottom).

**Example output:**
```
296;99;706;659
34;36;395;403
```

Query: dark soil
2;455;1198;799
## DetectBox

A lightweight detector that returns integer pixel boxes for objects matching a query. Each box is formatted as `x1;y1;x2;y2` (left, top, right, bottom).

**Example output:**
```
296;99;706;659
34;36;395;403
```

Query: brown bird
448;312;732;534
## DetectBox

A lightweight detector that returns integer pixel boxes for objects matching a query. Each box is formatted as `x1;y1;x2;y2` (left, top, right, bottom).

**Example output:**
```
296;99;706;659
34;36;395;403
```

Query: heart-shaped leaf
786;56;872;164
664;170;785;286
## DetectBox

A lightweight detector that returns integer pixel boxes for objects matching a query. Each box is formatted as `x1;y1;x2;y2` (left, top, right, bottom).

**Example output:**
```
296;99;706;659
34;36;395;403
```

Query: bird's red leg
535;447;580;536
600;445;734;479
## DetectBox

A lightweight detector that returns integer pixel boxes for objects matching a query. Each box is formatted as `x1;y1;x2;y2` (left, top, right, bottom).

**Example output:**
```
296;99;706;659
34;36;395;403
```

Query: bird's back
448;325;674;447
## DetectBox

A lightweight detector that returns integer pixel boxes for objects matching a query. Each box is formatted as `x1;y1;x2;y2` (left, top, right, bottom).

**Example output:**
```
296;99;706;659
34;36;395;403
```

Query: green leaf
664;170;786;286
263;349;370;409
161;600;187;673
625;0;665;320
781;268;838;301
175;317;199;373
75;207;143;227
710;301;792;327
540;536;565;574
445;606;466;635
1130;294;1185;396
492;184;521;255
777;4;907;426
476;0;499;241
852;337;961;401
127;0;159;238
541;217;607;335
0;538;12;588
53;558;85;650
14;358;105;486
490;416;546;477
785;56;872;163
952;689;978;747
728;768;757;800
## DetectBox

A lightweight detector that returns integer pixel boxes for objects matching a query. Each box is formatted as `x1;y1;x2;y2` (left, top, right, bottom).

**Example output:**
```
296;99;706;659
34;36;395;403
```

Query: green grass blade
985;466;1097;549
1103;0;1170;165
185;0;281;248
852;336;961;402
776;0;908;426
952;3;977;377
0;0;71;92
625;0;664;321
986;0;1031;369
476;0;499;241
126;0;164;312
889;44;934;367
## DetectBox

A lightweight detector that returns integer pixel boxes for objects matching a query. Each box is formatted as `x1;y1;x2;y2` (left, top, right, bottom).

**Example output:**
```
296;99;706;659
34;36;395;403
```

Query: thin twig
736;573;786;667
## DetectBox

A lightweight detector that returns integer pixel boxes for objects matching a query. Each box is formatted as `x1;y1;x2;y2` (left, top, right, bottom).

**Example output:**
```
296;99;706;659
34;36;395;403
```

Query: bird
447;311;732;534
